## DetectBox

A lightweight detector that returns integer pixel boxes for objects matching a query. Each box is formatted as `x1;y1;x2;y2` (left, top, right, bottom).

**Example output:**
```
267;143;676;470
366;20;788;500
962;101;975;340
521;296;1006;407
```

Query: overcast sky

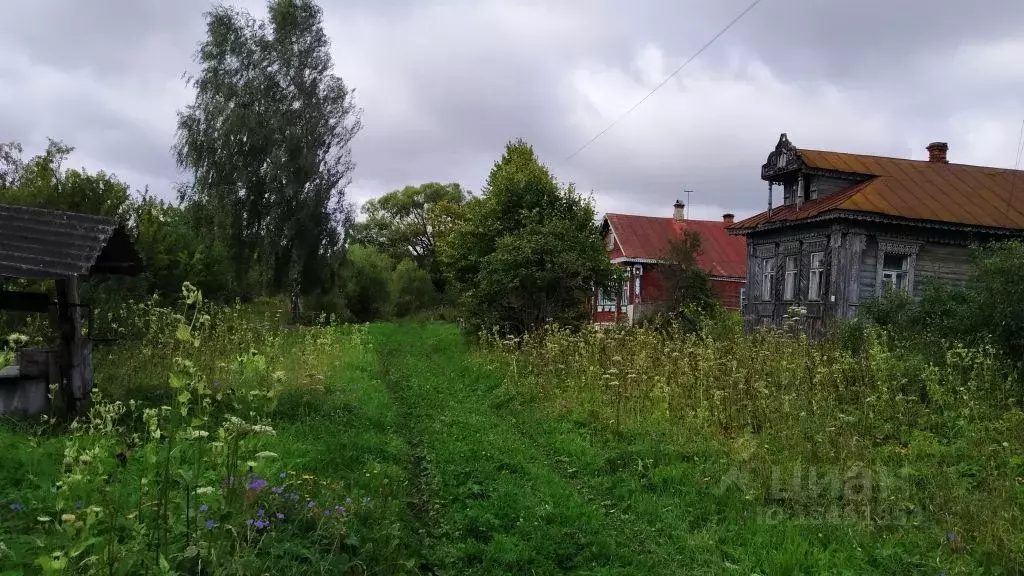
2;0;1023;221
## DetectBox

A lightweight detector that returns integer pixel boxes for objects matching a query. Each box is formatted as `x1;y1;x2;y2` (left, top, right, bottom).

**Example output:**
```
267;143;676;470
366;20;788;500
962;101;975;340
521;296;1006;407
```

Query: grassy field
1;309;1021;574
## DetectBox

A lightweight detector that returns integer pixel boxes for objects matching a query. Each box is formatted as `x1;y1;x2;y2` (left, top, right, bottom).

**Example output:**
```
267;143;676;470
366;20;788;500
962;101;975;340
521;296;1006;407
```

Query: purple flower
254;520;268;530
947;532;958;543
245;519;254;526
75;501;83;510
9;503;23;512
199;504;209;513
323;509;331;517
279;472;287;479
307;500;317;509
272;486;284;495
275;512;285;520
247;477;267;491
335;505;346;515
256;508;264;517
205;519;217;530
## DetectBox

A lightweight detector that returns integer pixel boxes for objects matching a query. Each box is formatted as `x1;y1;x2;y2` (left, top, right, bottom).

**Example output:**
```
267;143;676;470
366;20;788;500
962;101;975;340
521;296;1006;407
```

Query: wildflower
256;509;264;517
345;497;352;505
323;510;331;517
78;455;92;465
275;512;285;520
307;500;317;509
74;501;83;510
9;503;23;512
255;451;278;460
946;532;958;543
196;486;215;495
61;514;76;523
245;519;254;526
362;497;371;505
247;477;267;491
335;506;346;515
279;472;287;479
199;504;209;513
302;474;315;480
254;520;268;530
205;519;217;530
272;486;284;495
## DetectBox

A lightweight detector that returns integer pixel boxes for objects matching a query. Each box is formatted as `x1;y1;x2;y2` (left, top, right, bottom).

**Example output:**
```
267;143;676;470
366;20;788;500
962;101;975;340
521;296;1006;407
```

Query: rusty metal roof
605;214;747;278
731;149;1024;232
0;203;143;279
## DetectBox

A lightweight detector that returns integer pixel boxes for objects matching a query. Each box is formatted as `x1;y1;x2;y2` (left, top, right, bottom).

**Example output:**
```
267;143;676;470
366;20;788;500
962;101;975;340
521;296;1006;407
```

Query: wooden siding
913;243;973;297
808;173;857;200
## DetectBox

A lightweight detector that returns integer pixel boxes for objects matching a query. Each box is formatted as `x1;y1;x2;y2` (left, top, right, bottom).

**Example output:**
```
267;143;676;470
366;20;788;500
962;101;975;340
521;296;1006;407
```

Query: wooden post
54;275;91;417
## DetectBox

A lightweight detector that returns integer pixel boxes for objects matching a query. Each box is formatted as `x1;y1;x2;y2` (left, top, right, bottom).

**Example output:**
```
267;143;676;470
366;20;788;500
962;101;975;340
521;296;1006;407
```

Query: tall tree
175;0;361;312
353;182;468;291
436;139;615;335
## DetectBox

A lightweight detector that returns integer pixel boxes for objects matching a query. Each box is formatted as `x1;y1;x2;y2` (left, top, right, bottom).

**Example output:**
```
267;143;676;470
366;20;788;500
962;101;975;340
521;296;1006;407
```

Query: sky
1;0;1023;222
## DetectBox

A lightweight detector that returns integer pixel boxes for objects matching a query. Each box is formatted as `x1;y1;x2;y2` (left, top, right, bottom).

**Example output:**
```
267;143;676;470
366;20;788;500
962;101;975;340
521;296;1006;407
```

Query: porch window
621;278;630;306
760;257;774;301
808;252;824;301
881;252;910;293
783;256;798;301
597;288;617;312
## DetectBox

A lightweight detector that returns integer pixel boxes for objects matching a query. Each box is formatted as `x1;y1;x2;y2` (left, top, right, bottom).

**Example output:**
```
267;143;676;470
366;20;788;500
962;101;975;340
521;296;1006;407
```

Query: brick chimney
722;213;735;225
673;200;686;221
927;141;949;163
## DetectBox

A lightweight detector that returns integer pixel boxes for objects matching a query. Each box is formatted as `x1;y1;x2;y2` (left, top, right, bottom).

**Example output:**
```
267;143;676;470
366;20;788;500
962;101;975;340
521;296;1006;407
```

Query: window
740;287;748;308
881;252;910;292
621;278;630;307
783;256;798;301
634;275;641;301
808;252;824;301
597;288;616;312
760;258;774;301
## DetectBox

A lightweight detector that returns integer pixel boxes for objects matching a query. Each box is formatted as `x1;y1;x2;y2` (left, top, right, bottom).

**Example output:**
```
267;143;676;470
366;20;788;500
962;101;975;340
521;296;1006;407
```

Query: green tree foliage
353;182;467;292
340;245;394;323
647;230;717;331
175;0;361;304
391;259;440;318
0;140;131;222
436;139;615;335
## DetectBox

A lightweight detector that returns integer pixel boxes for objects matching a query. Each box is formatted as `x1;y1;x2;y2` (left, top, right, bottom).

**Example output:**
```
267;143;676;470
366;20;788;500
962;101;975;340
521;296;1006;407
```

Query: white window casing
875;238;922;297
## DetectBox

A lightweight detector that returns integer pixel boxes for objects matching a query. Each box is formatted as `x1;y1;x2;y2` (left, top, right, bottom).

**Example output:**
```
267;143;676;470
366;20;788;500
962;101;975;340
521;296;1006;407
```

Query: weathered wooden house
728;133;1024;336
594;202;747;325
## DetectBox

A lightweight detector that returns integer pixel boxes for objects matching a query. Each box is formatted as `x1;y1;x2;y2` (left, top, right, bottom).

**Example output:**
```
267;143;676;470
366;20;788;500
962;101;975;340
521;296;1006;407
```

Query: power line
564;0;766;162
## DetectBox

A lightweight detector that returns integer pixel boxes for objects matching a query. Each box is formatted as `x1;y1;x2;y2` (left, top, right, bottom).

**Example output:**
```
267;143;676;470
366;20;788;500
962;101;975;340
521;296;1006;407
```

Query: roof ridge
798;148;1024;173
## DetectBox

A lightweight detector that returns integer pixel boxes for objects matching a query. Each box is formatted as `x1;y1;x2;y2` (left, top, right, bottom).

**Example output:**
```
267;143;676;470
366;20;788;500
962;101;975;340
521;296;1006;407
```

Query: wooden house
728;133;1024;337
594;202;747;325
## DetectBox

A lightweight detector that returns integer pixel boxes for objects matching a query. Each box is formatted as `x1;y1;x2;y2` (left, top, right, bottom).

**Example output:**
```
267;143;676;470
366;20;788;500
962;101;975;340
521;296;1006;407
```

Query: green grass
1;316;1019;574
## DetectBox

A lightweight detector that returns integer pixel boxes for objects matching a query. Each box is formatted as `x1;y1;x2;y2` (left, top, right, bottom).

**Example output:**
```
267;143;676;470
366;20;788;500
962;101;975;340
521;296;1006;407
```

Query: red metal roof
604;213;747;278
732;148;1024;232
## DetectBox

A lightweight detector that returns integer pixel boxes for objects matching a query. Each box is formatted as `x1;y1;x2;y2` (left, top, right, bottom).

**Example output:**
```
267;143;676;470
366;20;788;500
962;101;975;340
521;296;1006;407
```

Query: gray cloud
1;0;1022;221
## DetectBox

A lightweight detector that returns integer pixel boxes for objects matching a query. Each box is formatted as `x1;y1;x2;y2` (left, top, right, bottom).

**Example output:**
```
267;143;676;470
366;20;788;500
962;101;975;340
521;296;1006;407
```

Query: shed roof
731;148;1024;233
604;213;747;279
0;203;143;279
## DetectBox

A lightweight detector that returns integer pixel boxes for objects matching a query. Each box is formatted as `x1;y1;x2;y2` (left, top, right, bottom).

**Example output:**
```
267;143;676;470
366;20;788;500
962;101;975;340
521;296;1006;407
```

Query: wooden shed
0;203;143;415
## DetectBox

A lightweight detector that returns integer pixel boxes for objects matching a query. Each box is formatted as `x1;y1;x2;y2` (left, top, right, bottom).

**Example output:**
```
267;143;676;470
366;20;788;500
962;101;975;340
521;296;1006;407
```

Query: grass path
367;322;952;575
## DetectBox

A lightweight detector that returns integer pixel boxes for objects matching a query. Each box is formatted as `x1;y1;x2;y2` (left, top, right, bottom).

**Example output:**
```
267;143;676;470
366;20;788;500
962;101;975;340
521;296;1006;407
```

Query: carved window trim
875;237;922;297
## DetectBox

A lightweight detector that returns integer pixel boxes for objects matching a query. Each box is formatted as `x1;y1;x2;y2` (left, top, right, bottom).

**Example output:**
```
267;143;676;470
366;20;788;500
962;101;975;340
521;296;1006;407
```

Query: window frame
783;255;798;301
760;257;774;301
874;238;922;297
808;251;824;301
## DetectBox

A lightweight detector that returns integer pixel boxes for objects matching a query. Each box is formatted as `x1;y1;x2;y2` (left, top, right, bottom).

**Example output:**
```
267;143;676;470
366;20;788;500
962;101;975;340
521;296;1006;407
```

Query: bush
391;259;439;318
339;245;395;323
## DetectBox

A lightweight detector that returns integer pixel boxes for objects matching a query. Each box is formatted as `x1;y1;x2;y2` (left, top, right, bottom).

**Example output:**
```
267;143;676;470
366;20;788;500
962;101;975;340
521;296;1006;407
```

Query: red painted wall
592;263;746;322
711;278;744;311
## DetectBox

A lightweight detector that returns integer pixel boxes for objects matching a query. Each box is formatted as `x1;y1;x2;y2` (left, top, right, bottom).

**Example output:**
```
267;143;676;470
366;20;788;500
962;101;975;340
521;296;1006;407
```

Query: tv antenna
683;190;694;219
